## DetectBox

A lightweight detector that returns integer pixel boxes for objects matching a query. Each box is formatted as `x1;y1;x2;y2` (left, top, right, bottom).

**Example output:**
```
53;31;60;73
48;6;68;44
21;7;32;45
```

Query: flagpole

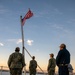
20;16;26;75
20;9;33;75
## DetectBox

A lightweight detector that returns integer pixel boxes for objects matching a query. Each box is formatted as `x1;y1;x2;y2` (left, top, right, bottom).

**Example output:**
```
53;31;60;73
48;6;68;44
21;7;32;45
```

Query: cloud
27;40;34;46
7;39;34;46
0;43;4;46
52;24;63;30
0;9;7;14
36;49;40;52
7;39;16;42
35;8;63;19
17;39;22;44
7;39;22;44
54;8;63;15
34;11;48;18
0;5;9;14
67;19;75;25
51;24;70;33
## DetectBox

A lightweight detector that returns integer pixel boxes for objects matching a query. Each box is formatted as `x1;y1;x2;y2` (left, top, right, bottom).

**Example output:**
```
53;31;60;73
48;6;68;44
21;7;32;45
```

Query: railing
0;66;74;75
0;66;46;75
0;66;9;75
0;66;3;75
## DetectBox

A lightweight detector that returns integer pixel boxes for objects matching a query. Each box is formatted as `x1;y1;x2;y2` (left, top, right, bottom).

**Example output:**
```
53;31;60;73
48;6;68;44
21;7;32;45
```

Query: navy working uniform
47;53;56;75
29;56;37;75
56;44;70;75
8;47;25;75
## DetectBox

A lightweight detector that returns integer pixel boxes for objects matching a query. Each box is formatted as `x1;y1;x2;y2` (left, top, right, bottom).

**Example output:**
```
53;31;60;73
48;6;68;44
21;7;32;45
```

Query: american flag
22;9;33;25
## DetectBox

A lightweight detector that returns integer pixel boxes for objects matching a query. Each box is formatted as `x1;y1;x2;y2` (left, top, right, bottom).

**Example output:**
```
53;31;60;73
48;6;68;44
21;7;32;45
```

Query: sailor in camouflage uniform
8;47;25;75
29;56;37;75
47;53;56;75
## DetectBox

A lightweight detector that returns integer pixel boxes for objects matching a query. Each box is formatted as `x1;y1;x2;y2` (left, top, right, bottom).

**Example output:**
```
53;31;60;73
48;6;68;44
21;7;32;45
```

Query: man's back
29;56;37;75
8;52;25;68
8;47;25;75
29;60;37;69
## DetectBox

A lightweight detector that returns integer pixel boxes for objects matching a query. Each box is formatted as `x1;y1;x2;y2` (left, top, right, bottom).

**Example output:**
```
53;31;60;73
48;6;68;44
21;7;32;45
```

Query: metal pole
24;47;45;74
20;16;24;54
20;16;26;75
0;66;3;75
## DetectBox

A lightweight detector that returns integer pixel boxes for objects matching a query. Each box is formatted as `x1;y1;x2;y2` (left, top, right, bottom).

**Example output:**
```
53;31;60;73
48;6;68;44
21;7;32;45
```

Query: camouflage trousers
29;68;36;75
48;69;55;75
10;68;22;75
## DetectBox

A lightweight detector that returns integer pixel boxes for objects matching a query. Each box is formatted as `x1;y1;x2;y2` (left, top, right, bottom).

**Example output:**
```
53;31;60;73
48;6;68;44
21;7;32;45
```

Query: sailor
47;53;56;75
29;56;37;75
8;47;25;75
56;44;70;75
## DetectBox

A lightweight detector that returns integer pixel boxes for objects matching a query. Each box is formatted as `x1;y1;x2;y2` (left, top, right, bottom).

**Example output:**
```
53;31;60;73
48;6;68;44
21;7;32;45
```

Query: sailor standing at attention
47;53;56;75
29;56;37;75
8;47;25;75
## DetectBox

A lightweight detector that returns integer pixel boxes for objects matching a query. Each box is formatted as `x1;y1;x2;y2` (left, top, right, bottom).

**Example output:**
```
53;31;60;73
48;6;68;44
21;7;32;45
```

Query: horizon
0;65;74;74
0;0;75;73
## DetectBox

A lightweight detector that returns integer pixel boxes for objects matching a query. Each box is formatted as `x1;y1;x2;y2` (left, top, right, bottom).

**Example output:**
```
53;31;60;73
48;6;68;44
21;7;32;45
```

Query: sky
0;0;75;72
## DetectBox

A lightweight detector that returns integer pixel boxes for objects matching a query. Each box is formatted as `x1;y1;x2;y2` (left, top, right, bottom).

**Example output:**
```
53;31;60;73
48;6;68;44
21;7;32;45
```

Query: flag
22;9;33;25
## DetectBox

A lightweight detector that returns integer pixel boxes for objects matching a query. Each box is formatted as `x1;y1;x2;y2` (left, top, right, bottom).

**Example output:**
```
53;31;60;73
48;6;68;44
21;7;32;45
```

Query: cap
15;47;20;51
49;53;54;57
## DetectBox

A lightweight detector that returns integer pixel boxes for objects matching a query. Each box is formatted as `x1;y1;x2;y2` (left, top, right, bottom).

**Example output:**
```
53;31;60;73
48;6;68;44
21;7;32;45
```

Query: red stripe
22;9;33;25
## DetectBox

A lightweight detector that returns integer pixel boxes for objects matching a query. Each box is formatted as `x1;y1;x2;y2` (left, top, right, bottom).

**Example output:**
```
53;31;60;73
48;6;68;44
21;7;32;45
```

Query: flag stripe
22;9;33;25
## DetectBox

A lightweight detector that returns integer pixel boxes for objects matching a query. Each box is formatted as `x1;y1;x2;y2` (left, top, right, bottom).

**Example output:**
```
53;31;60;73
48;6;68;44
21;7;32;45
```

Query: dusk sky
0;0;75;72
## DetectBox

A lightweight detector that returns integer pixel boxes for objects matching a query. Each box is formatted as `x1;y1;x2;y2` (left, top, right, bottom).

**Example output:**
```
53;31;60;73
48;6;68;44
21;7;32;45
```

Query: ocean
0;72;44;75
0;71;74;75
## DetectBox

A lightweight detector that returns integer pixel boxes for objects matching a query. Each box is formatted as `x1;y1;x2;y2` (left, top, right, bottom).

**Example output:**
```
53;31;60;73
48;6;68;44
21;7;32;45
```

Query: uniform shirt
47;58;56;71
8;52;25;68
56;49;70;66
29;60;37;69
